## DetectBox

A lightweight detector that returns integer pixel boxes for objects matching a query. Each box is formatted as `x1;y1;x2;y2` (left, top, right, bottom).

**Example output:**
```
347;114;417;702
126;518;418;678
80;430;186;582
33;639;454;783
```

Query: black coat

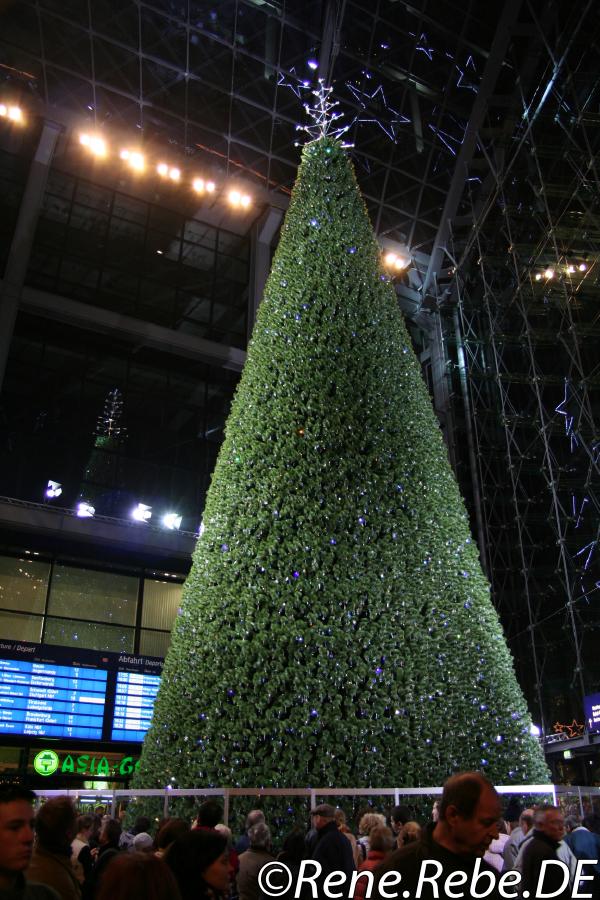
521;831;572;900
312;821;355;881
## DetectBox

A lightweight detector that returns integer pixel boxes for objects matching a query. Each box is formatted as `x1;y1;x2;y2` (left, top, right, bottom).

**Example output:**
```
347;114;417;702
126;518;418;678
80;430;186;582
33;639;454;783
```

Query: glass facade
0;554;183;658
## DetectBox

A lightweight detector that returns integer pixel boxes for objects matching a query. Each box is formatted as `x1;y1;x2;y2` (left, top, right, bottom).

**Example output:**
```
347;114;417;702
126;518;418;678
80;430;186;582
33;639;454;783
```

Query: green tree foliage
134;137;549;794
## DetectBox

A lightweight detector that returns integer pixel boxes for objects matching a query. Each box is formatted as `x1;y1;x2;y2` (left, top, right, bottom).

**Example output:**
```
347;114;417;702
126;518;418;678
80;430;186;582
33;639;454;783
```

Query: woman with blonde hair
357;812;387;862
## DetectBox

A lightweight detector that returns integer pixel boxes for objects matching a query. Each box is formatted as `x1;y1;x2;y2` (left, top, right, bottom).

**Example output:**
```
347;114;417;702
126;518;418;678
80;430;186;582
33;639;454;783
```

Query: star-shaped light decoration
554;719;585;739
295;80;354;147
277;68;311;99
346;79;410;142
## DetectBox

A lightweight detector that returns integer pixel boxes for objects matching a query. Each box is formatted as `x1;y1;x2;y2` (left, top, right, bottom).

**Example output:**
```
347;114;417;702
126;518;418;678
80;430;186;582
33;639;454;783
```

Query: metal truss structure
436;2;600;747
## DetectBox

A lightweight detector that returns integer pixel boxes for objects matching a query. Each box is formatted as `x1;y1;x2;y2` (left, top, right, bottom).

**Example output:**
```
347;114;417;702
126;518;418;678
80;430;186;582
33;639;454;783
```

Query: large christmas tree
134;126;548;793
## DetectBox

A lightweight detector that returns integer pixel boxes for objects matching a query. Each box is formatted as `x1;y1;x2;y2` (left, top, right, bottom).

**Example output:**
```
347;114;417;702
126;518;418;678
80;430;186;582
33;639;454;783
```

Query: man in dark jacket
519;807;574;900
373;772;503;900
309;804;354;890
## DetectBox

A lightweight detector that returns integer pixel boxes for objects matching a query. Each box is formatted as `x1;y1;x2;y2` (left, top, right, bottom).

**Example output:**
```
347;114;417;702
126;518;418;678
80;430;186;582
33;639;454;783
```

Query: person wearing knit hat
165;830;230;900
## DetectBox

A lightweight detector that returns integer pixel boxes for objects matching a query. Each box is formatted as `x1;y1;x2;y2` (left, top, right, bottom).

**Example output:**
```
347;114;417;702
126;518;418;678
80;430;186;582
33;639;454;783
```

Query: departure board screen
111;671;161;742
0;641;163;744
0;659;107;739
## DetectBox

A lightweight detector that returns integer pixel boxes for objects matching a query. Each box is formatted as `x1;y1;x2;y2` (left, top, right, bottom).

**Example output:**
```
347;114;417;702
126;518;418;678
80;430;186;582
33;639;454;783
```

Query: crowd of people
0;775;599;900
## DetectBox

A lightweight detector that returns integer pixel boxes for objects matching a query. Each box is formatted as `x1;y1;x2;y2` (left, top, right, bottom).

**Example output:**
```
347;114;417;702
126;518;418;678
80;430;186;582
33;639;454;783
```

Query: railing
29;784;576;821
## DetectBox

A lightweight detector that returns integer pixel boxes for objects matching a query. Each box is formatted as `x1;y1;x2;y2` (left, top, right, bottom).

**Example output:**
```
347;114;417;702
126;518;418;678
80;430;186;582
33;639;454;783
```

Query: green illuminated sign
34;751;140;777
34;749;60;776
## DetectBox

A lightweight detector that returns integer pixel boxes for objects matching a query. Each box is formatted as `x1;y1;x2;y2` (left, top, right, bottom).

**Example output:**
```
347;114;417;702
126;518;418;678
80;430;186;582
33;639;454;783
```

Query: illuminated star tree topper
295;79;354;147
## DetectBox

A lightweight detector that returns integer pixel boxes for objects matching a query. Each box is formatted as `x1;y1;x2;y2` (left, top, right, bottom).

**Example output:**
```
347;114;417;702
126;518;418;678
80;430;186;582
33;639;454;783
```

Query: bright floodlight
384;252;397;266
307;59;319;70
121;149;145;172
131;502;152;522
169;167;180;181
544;268;554;279
529;723;541;737
394;257;408;270
7;105;23;123
162;512;182;530
228;189;241;206
534;273;542;281
0;104;6;117
206;180;215;193
157;162;169;176
80;133;107;157
579;262;587;271
567;264;576;274
45;480;62;499
192;177;205;193
76;501;95;518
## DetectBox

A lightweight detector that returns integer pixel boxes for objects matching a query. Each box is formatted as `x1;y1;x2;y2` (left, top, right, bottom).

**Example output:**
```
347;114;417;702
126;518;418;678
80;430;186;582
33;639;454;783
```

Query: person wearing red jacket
354;827;395;900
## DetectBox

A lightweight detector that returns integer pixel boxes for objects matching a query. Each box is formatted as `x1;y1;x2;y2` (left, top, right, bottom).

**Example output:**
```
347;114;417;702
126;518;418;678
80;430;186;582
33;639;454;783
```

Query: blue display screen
111;671;161;742
0;659;107;739
0;642;163;744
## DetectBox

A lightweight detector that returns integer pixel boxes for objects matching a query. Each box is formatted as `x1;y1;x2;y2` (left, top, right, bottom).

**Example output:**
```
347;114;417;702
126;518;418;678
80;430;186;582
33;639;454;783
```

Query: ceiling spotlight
162;512;182;530
45;480;62;499
121;149;145;172
192;177;205;193
1;104;23;123
394;257;408;271
76;501;95;518
228;189;241;206
579;263;587;272
79;133;107;157
169;167;180;182
384;252;397;266
157;162;169;176
307;59;319;70
131;502;152;522
567;265;576;274
544;268;554;279
240;193;251;209
534;273;542;281
529;723;541;737
206;181;215;193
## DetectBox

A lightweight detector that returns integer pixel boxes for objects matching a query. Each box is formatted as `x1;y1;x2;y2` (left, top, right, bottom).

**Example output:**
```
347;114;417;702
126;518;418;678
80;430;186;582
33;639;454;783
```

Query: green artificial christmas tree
77;388;126;516
134;95;548;795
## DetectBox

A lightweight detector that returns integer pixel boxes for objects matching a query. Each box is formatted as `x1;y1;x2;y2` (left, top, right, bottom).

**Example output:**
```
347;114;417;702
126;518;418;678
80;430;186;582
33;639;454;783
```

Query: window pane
0;747;21;776
49;565;138;625
139;629;171;658
0;611;43;643
0;556;49;614
141;579;182;630
44;617;134;652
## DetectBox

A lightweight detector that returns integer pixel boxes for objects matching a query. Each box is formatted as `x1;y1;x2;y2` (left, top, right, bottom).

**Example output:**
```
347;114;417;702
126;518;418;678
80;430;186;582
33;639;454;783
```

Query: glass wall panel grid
0;610;43;644
141;579;182;631
0;555;50;614
48;563;139;626
27;162;250;343
44;617;134;653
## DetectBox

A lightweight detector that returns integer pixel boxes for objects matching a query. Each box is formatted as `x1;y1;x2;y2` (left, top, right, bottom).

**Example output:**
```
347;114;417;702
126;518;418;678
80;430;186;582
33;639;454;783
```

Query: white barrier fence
26;783;597;822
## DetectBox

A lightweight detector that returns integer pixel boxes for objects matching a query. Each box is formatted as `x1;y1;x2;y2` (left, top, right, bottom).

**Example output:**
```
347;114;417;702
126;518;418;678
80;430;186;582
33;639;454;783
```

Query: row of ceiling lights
534;263;588;281
0;103;253;209
45;481;184;530
79;132;252;208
